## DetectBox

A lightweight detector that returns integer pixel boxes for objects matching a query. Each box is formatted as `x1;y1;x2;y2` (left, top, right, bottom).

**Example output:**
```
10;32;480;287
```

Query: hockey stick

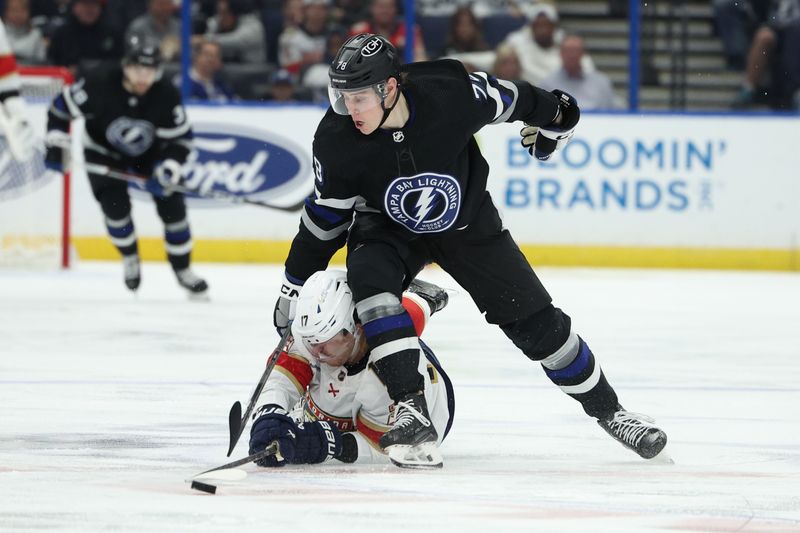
189;441;280;487
226;323;293;456
82;161;304;211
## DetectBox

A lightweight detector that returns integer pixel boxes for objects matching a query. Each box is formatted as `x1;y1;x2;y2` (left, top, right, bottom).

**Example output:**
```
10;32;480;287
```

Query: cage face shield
328;82;388;115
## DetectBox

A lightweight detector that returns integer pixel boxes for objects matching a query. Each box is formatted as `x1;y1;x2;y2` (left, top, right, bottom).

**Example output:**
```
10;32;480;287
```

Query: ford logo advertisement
131;122;312;210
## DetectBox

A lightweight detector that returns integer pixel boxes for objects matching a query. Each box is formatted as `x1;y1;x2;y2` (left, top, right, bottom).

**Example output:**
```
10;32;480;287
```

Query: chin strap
377;83;401;128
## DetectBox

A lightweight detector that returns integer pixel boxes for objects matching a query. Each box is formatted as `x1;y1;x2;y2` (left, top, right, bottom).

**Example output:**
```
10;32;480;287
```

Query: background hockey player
272;33;667;463
0;17;36;162
43;36;208;296
250;272;454;468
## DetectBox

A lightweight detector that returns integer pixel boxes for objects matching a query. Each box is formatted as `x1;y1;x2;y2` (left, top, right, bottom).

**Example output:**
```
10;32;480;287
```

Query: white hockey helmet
293;270;356;351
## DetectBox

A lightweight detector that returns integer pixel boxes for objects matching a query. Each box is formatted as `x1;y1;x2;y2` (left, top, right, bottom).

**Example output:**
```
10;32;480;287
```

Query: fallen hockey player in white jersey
0;18;36;162
249;270;454;468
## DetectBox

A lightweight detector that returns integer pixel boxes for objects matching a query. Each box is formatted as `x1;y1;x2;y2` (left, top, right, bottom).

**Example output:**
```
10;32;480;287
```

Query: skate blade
648;445;674;464
387;442;443;469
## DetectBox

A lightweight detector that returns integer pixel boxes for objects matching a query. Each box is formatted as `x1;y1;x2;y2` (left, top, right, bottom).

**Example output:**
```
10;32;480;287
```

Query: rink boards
16;103;800;270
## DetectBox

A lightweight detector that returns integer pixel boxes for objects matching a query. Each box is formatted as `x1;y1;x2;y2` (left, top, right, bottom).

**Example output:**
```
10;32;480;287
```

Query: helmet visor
328;83;385;115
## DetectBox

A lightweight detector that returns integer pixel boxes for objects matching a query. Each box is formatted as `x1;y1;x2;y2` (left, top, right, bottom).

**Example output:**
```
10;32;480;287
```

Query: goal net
0;66;73;268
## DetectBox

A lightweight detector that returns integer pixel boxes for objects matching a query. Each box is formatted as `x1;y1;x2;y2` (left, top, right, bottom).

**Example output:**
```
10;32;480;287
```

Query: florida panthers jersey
285;59;561;281
256;292;454;463
0;20;20;95
46;65;192;174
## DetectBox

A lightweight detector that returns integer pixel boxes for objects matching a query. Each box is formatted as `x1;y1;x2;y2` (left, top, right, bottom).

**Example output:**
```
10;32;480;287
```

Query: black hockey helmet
327;33;401;116
122;35;162;68
329;33;400;90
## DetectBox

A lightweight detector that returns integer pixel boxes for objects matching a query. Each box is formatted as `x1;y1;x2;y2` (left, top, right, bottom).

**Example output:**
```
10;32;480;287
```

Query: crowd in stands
19;0;781;111
713;0;800;110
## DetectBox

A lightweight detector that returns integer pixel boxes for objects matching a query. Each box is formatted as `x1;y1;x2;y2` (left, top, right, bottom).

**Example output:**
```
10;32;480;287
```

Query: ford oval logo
129;122;313;208
182;122;312;209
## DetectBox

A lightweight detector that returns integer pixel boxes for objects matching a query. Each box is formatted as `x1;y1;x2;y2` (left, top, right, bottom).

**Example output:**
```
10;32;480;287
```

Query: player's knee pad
500;305;572;362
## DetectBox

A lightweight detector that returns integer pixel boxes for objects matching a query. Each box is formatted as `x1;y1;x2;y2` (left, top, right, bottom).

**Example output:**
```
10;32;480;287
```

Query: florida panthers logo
384;173;461;233
106;118;156;157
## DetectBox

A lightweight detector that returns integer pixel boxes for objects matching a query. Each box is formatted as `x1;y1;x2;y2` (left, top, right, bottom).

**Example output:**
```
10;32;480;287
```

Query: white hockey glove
273;274;302;336
0;95;36;162
521;89;581;161
154;158;184;189
43;130;72;173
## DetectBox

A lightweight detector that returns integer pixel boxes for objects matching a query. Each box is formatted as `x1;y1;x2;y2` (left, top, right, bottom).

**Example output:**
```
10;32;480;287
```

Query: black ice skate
380;392;438;449
381;392;442;469
174;268;208;296
122;254;141;292
597;405;667;459
408;278;449;314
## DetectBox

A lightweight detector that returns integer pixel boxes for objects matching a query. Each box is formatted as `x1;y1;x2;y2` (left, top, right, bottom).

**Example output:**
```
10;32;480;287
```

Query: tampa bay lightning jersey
47;65;192;173
285;59;561;282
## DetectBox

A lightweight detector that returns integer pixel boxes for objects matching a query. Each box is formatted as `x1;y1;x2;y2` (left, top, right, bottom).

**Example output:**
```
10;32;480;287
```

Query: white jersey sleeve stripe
301;208;351;241
491;79;519;124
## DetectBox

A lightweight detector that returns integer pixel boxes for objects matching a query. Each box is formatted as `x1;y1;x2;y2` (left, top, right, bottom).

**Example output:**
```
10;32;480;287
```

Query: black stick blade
190;480;217;494
227;401;242;457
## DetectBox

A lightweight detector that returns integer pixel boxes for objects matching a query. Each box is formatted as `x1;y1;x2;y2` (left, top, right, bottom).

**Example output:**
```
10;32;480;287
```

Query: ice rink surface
1;262;799;532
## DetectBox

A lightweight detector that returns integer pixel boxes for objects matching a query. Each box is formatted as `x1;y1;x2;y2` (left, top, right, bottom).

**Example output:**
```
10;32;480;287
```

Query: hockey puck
190;480;217;494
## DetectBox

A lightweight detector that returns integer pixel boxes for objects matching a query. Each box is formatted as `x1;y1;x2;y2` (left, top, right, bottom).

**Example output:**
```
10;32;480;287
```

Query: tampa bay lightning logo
384;173;461;233
106;118;155;157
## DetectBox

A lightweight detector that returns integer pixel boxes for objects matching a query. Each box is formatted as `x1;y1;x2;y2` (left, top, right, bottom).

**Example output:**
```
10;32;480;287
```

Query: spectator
712;0;768;70
103;0;148;35
330;0;367;29
501;4;594;85
3;0;46;63
29;0;71;39
540;35;619;110
266;68;298;101
441;6;489;57
47;0;123;74
732;0;800;109
301;29;346;100
199;0;266;63
349;0;427;61
416;0;526;18
179;39;236;102
492;43;522;80
125;0;181;62
278;0;338;75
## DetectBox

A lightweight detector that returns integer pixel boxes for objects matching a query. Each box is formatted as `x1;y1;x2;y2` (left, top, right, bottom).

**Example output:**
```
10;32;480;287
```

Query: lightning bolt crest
413;187;438;227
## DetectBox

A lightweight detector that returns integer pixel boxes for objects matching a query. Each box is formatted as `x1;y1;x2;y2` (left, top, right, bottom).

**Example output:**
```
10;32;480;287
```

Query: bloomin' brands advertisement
478;115;800;257
11;103;800;268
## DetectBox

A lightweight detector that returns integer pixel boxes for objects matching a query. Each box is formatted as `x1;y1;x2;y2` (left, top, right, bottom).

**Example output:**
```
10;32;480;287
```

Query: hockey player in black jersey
270;34;667;464
44;37;208;296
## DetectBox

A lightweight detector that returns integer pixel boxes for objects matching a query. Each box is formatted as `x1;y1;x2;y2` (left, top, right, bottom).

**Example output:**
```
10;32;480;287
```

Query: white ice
1;262;799;532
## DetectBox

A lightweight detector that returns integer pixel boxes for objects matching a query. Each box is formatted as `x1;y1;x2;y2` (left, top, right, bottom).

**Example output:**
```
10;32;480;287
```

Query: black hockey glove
44;146;65;173
249;405;342;467
520;89;580;161
273;273;302;336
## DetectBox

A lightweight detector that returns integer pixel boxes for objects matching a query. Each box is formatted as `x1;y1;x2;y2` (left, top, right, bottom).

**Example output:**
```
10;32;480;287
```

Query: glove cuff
281;272;304;296
301;420;342;464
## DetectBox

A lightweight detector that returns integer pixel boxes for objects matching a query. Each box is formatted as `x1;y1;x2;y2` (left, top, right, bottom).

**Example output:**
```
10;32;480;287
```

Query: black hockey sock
372;351;425;402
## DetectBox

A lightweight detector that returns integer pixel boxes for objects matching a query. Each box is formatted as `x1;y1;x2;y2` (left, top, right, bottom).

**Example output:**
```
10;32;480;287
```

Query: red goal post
0;66;74;268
